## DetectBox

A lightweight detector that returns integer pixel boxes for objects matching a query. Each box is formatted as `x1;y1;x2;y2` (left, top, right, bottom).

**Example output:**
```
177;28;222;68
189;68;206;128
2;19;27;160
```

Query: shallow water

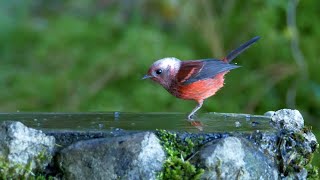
0;112;273;133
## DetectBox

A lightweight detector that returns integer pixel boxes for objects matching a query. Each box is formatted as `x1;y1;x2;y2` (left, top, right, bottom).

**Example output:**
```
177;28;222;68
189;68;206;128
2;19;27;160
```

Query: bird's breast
168;72;227;101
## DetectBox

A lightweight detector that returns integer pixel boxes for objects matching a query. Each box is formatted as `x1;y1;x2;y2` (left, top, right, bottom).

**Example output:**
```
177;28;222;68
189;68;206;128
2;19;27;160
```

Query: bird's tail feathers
223;36;260;63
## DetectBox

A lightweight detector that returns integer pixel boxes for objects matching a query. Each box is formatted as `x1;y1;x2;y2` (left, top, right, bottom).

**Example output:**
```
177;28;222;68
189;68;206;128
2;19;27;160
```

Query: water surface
0;112;273;133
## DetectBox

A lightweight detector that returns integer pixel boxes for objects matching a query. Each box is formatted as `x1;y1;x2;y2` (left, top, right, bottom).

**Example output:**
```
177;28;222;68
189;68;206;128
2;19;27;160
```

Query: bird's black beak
142;75;153;80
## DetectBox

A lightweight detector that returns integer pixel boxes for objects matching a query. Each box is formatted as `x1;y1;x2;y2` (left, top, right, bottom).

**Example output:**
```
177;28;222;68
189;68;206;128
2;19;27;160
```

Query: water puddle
0;112;273;133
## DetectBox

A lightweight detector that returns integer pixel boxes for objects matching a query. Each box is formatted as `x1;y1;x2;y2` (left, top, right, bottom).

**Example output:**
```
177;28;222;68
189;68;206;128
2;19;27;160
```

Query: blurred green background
0;0;319;165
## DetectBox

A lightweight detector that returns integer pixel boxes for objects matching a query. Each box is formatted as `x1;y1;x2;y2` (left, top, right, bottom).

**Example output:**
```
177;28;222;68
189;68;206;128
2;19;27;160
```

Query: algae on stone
156;129;204;180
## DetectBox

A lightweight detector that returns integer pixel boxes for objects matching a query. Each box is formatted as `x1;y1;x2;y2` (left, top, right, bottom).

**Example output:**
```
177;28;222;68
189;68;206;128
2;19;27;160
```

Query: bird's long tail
223;36;260;63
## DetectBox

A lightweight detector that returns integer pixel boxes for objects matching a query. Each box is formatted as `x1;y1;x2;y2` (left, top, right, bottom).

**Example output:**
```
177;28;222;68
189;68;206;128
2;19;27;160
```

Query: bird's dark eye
155;69;162;75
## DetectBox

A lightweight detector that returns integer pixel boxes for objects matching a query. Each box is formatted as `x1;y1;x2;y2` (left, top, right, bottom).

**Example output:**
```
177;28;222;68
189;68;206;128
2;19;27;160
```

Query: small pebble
235;121;241;127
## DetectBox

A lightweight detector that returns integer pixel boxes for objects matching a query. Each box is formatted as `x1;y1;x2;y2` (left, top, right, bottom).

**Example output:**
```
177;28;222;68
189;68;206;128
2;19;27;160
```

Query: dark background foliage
0;0;319;165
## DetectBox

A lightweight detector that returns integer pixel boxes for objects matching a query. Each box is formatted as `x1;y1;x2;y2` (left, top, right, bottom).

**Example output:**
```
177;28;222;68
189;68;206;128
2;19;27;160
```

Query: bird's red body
143;36;260;120
170;72;226;103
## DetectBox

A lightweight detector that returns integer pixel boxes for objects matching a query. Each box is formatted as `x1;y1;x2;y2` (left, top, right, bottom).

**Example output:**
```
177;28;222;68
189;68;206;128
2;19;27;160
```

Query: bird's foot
187;113;196;121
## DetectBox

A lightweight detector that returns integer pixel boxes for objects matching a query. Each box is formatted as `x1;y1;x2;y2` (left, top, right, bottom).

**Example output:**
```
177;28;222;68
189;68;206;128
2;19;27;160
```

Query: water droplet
235;121;241;127
245;115;251;121
33;118;38;122
37;123;40;127
98;124;104;129
114;112;120;120
16;110;20;112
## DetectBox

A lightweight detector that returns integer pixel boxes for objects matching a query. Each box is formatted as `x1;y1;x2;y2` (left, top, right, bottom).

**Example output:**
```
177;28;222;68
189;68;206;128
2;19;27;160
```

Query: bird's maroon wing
177;59;240;85
176;61;204;84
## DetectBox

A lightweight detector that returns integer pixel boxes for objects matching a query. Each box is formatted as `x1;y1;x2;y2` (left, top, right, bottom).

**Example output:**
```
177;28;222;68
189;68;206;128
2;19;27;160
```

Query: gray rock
0;121;55;170
58;132;165;180
271;109;304;132
192;137;279;180
264;111;275;117
247;130;278;160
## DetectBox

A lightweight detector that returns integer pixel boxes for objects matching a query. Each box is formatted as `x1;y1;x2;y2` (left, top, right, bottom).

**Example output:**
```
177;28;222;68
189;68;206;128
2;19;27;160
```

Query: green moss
35;149;52;170
0;156;33;179
0;150;54;179
159;157;204;180
0;157;54;180
278;128;319;179
306;164;319;179
156;129;204;180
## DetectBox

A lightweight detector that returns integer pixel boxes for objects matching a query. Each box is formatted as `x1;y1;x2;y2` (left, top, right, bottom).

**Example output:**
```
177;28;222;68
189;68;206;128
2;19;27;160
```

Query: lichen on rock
269;109;319;179
278;128;319;179
271;109;304;132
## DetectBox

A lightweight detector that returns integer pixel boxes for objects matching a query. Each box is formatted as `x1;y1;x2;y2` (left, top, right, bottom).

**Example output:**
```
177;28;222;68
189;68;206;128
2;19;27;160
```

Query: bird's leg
187;100;203;120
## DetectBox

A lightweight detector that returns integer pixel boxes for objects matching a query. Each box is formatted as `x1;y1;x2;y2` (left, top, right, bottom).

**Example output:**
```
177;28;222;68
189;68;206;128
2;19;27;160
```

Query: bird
143;36;260;120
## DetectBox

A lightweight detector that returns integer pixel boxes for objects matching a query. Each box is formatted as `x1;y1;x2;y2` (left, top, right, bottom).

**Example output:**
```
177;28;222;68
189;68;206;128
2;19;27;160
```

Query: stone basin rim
0;111;272;117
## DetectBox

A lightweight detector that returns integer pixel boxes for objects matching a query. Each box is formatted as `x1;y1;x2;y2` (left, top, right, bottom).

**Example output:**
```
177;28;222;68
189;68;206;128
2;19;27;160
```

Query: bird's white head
143;57;181;89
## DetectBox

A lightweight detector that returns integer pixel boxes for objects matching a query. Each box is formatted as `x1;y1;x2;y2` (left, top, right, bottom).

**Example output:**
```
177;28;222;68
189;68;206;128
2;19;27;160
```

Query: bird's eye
155;69;162;75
